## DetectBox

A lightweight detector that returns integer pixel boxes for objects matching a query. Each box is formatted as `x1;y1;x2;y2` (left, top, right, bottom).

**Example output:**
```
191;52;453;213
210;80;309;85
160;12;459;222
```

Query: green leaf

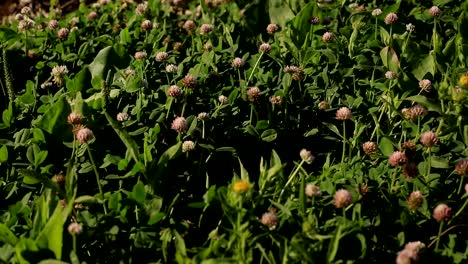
404;95;442;114
430;156;450;168
0;145;8;163
0;223;18;245
2;102;13;127
130;181;146;204
380;46;399;72
36;96;70;135
35;201;73;260
412;53;436;80
261;129;277;142
104;112;140;165
15;238;39;264
379;137;394;157
268;0;295;27
304;128;319;137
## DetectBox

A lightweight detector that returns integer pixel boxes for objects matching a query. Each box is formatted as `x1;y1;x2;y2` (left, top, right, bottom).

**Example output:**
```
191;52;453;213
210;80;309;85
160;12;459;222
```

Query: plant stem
278;160;305;202
457;177;464;196
341;121;347;176
435;221;444;250
246;52;264;86
426;148;432;181
86;144;107;214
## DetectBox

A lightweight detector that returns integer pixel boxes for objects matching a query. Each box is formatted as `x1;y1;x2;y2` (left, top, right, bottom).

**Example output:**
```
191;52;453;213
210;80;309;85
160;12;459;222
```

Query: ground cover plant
1;0;468;263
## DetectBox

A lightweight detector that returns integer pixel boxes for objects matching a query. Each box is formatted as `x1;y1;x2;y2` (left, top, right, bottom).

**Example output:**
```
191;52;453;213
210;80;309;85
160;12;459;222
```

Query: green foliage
0;0;468;263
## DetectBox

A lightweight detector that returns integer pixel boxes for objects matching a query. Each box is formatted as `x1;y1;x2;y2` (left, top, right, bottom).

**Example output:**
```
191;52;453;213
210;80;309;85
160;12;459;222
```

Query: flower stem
86;144;107;214
278;160;305;202
246;52;264;86
341;121;347;176
435;221;444;250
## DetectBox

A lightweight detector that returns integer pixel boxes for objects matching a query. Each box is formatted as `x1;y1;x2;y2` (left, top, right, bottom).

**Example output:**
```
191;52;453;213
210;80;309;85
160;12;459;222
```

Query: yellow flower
459;74;468;87
232;180;250;193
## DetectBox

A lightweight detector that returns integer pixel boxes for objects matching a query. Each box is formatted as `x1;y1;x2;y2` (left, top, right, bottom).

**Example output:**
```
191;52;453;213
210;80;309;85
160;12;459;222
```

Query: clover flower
420;131;438;148
155;52;169;62
305;184;322;197
165;64;178;73
334;189;352;208
407;191;423;211
428;6;441;17
57;28;69;39
117;112;129;122
384;12;398;24
68;222;83;235
76;127;94;144
300;149;315;164
266;23;279;34
362;141;378;155
247;87;261;102
182;140;196;152
171;117;188;133
388;151;407;167
371;8;382;16
232;57;245;68
259;43;271;53
432;203;452;222
51;65;69;86
322;32;334;43
182;74;197;89
167;85;182;98
336;107;352;120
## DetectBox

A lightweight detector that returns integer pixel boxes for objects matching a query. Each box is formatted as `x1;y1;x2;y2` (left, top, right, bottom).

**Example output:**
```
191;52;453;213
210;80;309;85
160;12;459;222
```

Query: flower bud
68;222;83;235
305;184;321;197
388;151;407;167
455;159;468;177
218;95;228;105
300;149;315;164
247;87;261;102
171;117;187;133
182;74;197;89
232;57;245;68
76;127;94;144
57;28;69;39
259;43;271;53
428;6;441;17
266;23;279;34
117;112;129;122
155;51;168;62
334;189;352;208
182;140;196;152
233;179;250;193
261;210;278;230
420;131;438;148
322;32;334;43
336;107;352;120
432;203;452;222
362;141;378;155
384;13;398;25
407;191;423;211
371;8;382;16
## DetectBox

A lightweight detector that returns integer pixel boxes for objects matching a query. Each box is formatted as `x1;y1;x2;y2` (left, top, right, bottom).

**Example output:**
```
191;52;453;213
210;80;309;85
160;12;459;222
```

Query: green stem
246;52;264;86
426;149;432;181
457;175;465;195
73;235;77;253
390;168;398;193
341;121;347;176
435;221;444;250
450;196;468;224
86;144;107;214
278;160;305;202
